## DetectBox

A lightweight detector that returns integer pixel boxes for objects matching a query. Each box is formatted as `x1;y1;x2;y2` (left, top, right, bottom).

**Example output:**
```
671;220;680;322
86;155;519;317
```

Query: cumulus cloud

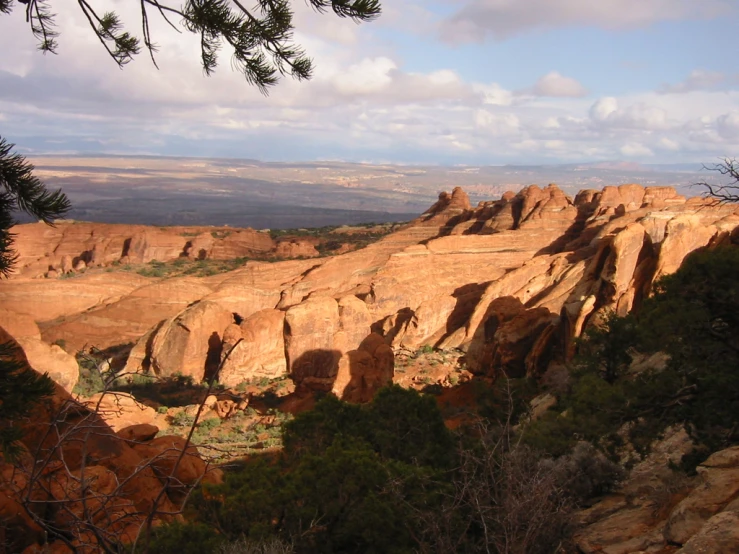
620;142;654;157
474;110;520;134
528;71;588;98
439;0;733;43
716;111;739;139
658;137;681;151
659;70;726;94
589;97;671;130
1;0;739;166
334;58;396;95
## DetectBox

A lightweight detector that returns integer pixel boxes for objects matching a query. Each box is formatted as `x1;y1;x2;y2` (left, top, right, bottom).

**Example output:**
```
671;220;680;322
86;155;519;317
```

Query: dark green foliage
0;138;67;460
364;385;454;467
4;0;381;93
525;246;739;459
157;383;621;553
0;137;70;275
165;388;453;552
576;311;640;384
639;246;739;448
283;385;454;467
149;521;223;553
0;341;55;460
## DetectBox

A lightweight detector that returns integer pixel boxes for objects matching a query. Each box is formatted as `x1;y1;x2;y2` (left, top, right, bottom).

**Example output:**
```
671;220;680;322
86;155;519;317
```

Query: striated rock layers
575;430;739;553
3;184;739;399
7;220;322;279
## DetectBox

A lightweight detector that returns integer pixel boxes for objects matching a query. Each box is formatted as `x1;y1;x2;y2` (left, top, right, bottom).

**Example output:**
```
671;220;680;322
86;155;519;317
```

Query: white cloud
474;83;514;106
659;70;726;94
474;110;520;134
1;0;739;166
589;97;619;122
716;111;739;139
527;71;587;98
620;143;654;157
658;137;681;151
335;57;396;95
439;0;734;43
589;97;671;130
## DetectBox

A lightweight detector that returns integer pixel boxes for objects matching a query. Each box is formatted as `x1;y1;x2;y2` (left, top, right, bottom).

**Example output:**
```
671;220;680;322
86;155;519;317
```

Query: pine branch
0;137;71;223
10;0;381;92
0;137;71;276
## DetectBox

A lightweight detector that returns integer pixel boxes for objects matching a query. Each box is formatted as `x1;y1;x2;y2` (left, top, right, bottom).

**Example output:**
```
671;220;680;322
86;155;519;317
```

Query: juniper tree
1;0;382;93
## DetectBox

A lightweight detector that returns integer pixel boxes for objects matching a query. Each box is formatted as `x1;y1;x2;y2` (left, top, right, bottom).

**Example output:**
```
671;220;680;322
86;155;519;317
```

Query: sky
0;0;738;165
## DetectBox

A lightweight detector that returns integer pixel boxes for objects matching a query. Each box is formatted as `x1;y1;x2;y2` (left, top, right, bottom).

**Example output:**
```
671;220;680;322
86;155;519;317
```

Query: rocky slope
6;220;345;279
574;428;739;554
0;327;220;553
2;184;738;401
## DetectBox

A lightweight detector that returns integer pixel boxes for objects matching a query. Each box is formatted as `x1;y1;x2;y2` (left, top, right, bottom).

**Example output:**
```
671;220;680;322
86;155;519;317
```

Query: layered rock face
3;184;738;396
575;430;739;553
7;221;321;278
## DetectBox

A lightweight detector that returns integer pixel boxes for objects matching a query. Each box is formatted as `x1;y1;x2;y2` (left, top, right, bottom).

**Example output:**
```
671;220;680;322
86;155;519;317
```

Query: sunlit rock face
4;184;738;394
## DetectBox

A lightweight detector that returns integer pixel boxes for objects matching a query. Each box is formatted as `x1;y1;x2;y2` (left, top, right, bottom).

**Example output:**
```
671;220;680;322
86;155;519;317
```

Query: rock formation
2;184;738;397
7;221;310;278
0;326;218;552
575;430;739;553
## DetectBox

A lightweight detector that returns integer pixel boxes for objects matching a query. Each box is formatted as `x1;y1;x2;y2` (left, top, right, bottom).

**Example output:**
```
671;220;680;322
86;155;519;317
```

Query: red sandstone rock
6;184;739;401
332;333;394;402
0;327;198;551
284;296;342;390
149;300;235;381
219;309;287;386
131;435;208;504
275;238;320;258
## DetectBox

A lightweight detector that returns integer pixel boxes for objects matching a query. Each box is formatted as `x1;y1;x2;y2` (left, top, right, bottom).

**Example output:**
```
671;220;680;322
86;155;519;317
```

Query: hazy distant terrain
29;156;714;228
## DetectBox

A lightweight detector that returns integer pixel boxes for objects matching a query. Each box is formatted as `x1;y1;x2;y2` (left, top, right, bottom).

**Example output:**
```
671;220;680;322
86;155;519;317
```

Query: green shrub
199;417;221;431
148;521;223;554
216;537;293;554
525;246;739;458
172;411;196;427
52;338;67;350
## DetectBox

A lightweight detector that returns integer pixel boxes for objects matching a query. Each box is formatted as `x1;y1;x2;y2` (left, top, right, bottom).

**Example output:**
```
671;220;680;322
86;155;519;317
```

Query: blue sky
1;0;738;164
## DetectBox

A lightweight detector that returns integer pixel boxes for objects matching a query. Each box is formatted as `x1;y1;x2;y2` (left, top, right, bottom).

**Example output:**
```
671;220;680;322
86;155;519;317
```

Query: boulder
677;511;739;553
14;338;79;393
219;309;287;386
149;300;235;381
82;392;158;432
284;297;342;390
665;446;739;544
0;327;212;552
332;333;394;403
132;436;208;504
117;423;160;443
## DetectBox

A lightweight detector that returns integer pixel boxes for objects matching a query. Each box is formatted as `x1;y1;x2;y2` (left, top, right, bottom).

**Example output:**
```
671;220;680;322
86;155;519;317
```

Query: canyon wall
2;184;738;399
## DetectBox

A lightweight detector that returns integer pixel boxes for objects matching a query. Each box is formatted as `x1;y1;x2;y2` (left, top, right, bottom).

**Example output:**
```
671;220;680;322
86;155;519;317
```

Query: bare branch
693;157;739;203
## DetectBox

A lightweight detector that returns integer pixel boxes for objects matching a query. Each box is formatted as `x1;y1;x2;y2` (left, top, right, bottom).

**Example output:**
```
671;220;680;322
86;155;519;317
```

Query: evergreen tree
0;136;71;275
0;137;68;459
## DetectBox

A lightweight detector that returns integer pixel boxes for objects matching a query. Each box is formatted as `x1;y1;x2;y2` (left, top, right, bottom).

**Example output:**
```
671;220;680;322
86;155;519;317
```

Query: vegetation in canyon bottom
142;245;739;554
